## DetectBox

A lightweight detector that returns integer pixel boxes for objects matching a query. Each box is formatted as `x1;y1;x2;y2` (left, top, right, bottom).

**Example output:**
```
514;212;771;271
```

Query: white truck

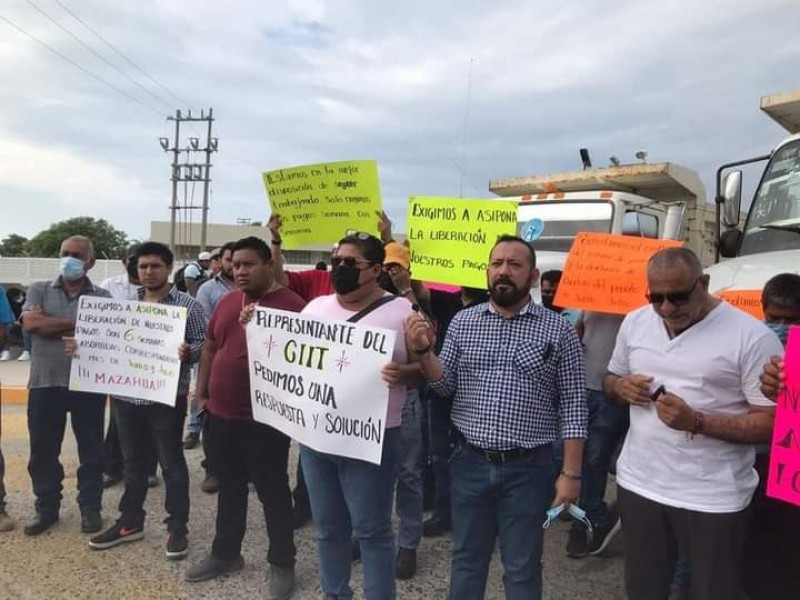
488;162;716;289
706;91;800;298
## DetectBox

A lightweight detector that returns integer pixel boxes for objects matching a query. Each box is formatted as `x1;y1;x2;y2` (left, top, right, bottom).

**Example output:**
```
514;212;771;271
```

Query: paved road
0;361;626;599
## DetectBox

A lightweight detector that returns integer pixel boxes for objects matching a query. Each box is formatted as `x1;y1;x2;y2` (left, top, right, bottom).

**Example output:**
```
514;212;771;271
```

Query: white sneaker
0;350;10;361
17;351;30;362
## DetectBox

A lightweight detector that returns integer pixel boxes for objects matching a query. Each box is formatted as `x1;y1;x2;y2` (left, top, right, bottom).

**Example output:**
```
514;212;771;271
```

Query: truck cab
489;162;714;290
707;91;800;298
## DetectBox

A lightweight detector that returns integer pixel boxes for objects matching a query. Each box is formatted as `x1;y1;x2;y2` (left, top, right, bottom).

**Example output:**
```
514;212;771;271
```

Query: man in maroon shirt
185;237;305;600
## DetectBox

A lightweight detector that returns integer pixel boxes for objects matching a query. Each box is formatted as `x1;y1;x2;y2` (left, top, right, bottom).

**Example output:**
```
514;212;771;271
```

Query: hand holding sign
760;356;785;400
767;326;800;507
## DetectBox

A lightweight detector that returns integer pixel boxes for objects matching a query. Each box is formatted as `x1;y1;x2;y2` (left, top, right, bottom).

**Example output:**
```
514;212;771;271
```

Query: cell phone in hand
650;385;666;402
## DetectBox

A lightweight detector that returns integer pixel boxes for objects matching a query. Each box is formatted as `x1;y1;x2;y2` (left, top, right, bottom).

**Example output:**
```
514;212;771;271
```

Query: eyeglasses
646;277;702;306
331;256;374;269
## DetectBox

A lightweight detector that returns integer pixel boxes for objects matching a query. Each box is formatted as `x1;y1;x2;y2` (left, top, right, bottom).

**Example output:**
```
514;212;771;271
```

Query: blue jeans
427;390;454;523
396;389;423;550
301;427;401;600
580;389;629;524
449;442;555;600
27;387;106;516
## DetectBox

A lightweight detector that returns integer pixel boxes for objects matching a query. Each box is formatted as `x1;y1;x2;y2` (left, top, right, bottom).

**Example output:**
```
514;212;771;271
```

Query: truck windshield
739;138;800;256
517;201;613;252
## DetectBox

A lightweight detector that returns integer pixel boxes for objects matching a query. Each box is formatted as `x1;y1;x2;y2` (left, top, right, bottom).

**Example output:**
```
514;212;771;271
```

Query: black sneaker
166;532;189;560
102;473;122;489
80;510;103;534
89;522;144;550
23;513;59;536
589;515;622;556
395;547;417;580
185;554;245;582
422;515;451;537
566;522;589;559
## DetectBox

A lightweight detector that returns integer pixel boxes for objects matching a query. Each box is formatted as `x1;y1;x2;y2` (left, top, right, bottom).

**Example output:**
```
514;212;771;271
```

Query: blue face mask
59;256;86;281
764;321;790;347
543;503;593;532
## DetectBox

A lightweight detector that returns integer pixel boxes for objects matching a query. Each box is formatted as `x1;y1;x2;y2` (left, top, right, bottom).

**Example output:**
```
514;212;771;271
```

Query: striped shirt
429;301;588;450
115;288;206;406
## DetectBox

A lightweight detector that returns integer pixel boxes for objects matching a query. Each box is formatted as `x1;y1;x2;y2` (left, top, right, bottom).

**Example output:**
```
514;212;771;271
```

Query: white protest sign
247;307;396;465
68;297;188;406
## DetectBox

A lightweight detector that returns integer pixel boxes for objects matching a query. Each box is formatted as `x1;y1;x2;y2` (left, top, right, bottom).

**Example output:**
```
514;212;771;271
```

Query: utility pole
159;108;218;258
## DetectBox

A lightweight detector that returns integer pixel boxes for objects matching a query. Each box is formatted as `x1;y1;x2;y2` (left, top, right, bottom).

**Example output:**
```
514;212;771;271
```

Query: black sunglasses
646;277;702;306
331;256;374;269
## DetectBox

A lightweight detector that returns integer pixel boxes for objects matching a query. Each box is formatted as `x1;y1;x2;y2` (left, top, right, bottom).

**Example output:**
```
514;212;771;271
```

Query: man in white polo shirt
604;247;783;600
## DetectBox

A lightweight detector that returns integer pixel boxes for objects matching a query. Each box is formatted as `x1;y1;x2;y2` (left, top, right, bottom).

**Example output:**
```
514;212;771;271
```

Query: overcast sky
0;0;797;243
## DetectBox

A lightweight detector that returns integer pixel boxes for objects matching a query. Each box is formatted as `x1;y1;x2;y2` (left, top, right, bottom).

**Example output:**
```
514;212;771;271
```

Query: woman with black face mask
300;233;421;600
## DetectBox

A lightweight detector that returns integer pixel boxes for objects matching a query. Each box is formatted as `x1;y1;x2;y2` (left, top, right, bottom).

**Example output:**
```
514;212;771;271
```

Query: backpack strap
346;295;398;323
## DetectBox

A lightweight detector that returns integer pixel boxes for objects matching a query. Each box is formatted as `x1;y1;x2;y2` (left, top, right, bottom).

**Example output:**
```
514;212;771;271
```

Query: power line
53;0;190;108
0;13;165;117
24;0;174;111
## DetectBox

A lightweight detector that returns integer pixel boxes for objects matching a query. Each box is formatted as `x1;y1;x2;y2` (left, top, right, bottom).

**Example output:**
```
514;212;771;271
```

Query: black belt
456;432;535;463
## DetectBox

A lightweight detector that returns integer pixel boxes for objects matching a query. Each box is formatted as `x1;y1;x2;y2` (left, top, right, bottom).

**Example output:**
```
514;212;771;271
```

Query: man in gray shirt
21;235;111;536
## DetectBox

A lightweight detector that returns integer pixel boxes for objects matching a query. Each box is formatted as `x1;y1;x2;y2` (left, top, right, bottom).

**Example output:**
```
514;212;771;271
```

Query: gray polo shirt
23;277;111;389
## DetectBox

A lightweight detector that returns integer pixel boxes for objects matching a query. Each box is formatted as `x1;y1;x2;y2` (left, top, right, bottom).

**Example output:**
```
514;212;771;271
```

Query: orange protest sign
553;232;683;315
716;290;764;320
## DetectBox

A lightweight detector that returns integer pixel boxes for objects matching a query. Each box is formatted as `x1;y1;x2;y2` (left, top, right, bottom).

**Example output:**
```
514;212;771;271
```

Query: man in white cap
183;252;211;297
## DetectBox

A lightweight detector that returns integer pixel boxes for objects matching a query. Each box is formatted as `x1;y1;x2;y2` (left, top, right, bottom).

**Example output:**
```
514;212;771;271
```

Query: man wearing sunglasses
603;247;783;600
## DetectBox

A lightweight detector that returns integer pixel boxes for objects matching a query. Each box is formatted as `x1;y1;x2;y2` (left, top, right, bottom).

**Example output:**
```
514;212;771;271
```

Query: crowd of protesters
0;215;797;600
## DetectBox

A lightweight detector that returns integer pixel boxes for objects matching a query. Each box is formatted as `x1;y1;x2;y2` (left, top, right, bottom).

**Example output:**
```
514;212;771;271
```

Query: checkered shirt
115;288;206;406
429;301;588;450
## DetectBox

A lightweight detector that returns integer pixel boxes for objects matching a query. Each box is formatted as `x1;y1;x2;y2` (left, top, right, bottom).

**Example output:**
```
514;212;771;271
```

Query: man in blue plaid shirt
88;242;205;561
407;235;588;600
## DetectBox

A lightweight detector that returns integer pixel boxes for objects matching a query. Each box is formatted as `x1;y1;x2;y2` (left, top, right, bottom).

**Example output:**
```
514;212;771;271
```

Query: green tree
0;234;29;256
26;217;130;259
250;220;263;227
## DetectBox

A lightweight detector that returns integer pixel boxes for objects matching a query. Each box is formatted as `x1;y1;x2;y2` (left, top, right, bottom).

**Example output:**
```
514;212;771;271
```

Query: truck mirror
722;171;742;228
719;228;742;258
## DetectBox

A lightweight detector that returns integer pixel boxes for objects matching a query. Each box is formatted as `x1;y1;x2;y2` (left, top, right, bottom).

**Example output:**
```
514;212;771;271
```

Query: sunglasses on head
646;277;702;306
331;256;374;269
344;230;374;241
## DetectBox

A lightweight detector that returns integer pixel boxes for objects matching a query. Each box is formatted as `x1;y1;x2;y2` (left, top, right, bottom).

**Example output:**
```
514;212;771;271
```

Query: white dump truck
706;90;800;298
489;162;716;284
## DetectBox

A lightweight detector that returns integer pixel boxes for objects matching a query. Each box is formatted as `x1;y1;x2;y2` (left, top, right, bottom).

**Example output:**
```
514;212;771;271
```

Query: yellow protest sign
407;196;518;288
263;160;382;249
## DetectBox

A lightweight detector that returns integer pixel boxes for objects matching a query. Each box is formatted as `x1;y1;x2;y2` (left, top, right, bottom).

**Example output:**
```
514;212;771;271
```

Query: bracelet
691;411;704;435
412;345;431;355
559;470;582;481
271;237;282;245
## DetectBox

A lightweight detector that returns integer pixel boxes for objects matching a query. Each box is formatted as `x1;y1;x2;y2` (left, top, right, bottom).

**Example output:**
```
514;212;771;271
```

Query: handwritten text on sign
554;233;683;315
408;197;518;288
717;289;764;320
68;297;187;406
767;325;800;507
263;160;382;249
246;308;396;465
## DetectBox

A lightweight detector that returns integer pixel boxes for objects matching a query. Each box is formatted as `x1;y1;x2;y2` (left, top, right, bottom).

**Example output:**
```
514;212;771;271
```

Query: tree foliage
0;234;30;257
25;217;130;259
